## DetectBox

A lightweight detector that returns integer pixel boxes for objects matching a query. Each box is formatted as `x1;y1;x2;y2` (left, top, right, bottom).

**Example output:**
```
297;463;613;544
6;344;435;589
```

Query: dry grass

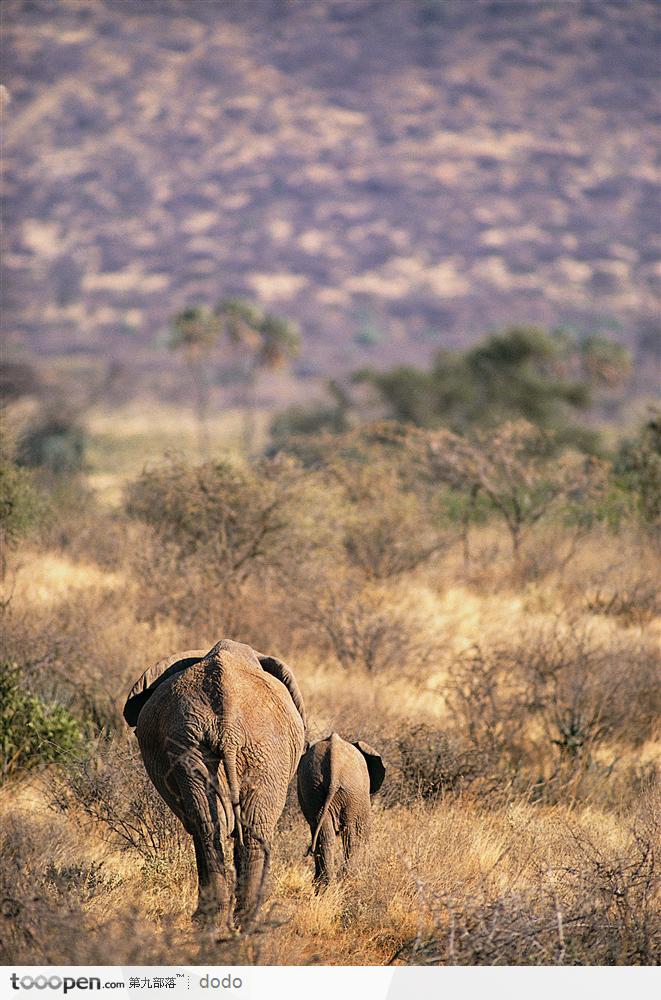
2;771;657;965
86;403;273;505
1;473;659;965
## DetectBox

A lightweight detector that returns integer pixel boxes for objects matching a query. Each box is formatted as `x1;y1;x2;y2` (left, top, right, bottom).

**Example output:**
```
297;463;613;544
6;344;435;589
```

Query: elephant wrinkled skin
297;733;385;886
123;638;306;929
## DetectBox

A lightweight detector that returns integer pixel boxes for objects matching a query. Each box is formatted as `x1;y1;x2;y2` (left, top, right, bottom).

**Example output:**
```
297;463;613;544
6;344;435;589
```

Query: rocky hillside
2;0;659;376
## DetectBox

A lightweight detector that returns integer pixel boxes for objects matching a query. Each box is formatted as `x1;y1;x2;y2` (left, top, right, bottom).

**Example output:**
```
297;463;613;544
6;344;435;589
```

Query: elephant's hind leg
233;832;270;929
337;811;369;880
191;831;210;906
312;817;336;890
194;825;232;929
170;754;232;928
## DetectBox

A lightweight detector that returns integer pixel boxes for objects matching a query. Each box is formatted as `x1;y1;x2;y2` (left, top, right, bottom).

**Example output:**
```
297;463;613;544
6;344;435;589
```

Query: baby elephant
297;733;385;886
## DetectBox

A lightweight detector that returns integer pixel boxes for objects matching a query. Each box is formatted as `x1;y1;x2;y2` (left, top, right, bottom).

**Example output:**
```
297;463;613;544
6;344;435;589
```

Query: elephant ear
257;654;307;727
353;741;386;794
123;649;206;728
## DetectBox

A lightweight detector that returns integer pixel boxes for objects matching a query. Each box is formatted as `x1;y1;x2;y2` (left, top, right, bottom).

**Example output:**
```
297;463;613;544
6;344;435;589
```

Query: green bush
615;410;660;527
125;455;305;574
0;453;43;571
0;661;82;782
18;408;87;475
270;401;349;447
356;325;624;449
269;380;352;451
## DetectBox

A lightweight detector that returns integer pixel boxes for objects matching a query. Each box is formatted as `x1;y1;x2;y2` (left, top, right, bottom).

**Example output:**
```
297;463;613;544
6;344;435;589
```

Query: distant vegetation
356;326;629;437
270;380;352;450
170;299;300;456
271;325;633;457
1;399;659;962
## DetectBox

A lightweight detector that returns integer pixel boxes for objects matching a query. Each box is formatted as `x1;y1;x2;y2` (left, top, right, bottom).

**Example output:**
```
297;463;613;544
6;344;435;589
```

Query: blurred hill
2;0;659;382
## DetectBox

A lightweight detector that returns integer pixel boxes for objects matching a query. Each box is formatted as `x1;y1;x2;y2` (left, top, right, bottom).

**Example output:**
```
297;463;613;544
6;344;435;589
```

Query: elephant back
205;639;307;731
123;649;207;727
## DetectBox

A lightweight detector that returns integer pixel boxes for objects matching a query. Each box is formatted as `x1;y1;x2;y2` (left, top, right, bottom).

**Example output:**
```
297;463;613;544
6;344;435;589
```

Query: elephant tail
219;744;244;847
310;733;340;855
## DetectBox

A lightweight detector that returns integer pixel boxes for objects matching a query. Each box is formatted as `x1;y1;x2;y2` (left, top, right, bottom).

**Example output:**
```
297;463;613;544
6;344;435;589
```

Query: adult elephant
123;638;306;929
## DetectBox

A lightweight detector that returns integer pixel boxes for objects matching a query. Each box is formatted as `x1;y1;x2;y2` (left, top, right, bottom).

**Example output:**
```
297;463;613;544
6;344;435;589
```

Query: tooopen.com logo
10;975;119;994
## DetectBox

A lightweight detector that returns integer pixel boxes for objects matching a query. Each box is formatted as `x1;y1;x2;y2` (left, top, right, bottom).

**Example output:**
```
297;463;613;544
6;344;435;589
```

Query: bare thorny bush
125;454;337;627
579;549;661;627
0;812;267;965
291;566;444;674
398;814;659;966
325;455;449;581
48;736;188;867
383;725;497;807
584;576;660;626
445;620;660;804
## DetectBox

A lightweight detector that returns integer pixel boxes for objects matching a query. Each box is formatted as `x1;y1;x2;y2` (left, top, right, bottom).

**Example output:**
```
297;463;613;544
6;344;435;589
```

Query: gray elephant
297;733;385;886
123;638;306;929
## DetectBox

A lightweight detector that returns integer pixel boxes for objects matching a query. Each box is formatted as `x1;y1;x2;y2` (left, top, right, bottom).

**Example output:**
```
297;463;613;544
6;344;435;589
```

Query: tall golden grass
1;441;658;965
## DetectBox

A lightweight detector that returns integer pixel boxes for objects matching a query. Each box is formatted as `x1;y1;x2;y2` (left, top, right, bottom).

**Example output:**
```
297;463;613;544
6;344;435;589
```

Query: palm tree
170;306;221;458
216;298;301;454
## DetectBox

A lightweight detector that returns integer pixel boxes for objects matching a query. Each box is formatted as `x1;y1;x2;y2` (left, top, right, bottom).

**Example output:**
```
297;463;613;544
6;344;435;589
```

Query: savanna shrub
126;455;307;570
447;624;661;795
584;573;660;626
0;661;82;781
125;455;331;626
50;736;187;864
398;825;659;965
0;453;43;571
389;725;492;804
295;572;441;674
342;486;446;580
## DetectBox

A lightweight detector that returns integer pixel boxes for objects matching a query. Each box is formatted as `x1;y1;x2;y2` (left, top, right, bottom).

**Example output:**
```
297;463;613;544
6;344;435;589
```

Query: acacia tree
216;299;300;454
356;326;630;450
425;420;605;562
